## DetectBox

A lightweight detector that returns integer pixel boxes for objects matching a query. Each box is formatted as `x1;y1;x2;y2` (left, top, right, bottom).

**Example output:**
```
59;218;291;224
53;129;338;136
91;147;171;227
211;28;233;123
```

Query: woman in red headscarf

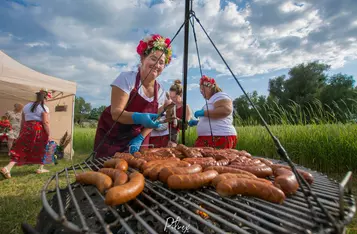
188;75;237;149
1;89;52;179
93;34;173;157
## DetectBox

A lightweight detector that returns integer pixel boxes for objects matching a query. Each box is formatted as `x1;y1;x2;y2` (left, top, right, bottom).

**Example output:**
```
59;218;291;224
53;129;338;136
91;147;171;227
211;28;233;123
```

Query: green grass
0;153;89;234
1;123;356;233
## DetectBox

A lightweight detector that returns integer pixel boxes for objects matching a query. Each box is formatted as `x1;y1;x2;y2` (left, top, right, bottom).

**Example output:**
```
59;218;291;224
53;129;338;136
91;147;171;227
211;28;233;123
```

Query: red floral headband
39;88;52;99
200;75;216;87
136;34;173;65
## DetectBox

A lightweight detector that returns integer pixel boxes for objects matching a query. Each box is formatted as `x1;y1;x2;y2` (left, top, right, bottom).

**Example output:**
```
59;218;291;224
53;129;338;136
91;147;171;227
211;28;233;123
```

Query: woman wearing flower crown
188;75;237;149
94;34;173;157
149;79;192;148
1;89;52;179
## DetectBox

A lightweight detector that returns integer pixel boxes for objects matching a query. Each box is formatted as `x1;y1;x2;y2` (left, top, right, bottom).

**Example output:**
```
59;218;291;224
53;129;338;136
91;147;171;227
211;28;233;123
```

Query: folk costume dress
94;71;166;158
194;92;237;149
10;103;49;165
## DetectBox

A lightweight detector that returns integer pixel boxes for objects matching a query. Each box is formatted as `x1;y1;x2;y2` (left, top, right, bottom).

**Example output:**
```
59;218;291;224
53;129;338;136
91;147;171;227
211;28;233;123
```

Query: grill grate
33;157;355;234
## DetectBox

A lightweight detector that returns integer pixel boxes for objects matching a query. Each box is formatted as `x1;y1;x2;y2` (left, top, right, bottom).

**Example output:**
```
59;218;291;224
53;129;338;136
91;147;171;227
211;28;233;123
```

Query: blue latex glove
188;119;199;127
132;112;162;129
129;134;145;154
194;109;205;118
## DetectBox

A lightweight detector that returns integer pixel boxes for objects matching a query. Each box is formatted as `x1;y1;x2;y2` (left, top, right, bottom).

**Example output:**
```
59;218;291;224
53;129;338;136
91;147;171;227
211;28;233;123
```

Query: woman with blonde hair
1;89;52;179
188;75;237;149
150;79;192;147
5;103;24;155
94;34;173;156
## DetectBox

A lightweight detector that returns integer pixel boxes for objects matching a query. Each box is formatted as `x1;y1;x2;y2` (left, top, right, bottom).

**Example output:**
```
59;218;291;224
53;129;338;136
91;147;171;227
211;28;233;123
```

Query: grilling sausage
271;164;314;184
99;168;129;186
103;159;128;172
141;158;181;171
159;165;203;183
167;170;219;190
105;172;145;206
143;161;191;181
228;165;273;178
273;168;299;195
256;157;273;166
76;171;112;194
216;178;286;204
177;144;203;158
204;166;257;178
212;173;271;187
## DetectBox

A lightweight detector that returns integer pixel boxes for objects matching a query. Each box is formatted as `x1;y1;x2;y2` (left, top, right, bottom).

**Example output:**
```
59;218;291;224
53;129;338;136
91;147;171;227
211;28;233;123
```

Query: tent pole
181;0;190;145
70;95;75;160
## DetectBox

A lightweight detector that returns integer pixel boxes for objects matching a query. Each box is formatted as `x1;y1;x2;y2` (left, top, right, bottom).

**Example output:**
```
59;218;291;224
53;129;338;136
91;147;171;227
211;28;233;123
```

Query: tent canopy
0;50;77;157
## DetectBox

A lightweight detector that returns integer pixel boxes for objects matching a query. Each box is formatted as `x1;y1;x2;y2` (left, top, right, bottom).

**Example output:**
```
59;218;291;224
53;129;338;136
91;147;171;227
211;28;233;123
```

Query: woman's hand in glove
188;119;199;127
132;112;162;129
128;134;145;154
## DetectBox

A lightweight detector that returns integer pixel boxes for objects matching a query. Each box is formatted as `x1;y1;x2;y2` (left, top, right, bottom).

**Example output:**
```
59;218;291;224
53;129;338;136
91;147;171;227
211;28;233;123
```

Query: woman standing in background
5;103;24;155
1;89;52;179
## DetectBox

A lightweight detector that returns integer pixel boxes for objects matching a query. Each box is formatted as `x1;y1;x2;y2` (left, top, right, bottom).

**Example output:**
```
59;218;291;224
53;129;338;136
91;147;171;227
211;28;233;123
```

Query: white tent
0;50;77;158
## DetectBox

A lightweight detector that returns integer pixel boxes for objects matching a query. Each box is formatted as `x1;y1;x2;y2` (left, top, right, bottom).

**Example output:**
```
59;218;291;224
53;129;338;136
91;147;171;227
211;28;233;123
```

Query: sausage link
167;170;218;190
159;165;203;183
216;178;286;204
212;173;270;187
76;171;113;194
204;166;257;178
105;172;145;206
228;165;273;178
99;168;129;186
273;168;299;195
270;164;314;184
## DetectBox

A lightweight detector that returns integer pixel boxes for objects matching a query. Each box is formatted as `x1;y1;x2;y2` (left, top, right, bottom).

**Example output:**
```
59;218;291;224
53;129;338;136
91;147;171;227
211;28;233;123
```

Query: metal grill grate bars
187;193;276;234
39;157;355;234
41;173;83;233
73;164;112;234
196;190;299;233
139;192;204;234
143;181;236;234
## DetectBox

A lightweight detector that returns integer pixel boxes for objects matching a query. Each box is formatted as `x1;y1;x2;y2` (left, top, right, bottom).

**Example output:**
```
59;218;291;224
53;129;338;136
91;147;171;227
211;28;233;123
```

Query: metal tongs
154;102;176;123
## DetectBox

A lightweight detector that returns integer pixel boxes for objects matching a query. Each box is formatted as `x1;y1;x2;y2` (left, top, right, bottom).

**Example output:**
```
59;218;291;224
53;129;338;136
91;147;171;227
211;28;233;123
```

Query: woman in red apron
1;89;52;179
149;80;192;147
188;75;238;149
94;34;173;158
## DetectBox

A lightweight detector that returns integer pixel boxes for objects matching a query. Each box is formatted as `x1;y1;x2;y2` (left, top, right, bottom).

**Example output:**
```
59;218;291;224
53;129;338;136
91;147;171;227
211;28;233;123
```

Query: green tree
320;73;357;121
89;105;107;120
74;97;92;124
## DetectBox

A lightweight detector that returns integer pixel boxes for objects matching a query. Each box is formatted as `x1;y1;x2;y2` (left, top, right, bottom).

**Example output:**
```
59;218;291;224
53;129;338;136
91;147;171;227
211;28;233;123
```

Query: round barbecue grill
23;156;354;234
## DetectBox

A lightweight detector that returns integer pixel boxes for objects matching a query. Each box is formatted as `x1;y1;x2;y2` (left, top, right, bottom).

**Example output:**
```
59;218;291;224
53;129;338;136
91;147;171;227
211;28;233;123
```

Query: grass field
0;123;356;233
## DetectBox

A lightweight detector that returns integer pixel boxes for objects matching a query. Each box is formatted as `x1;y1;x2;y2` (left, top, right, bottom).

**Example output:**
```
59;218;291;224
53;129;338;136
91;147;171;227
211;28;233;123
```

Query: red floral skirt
10;121;48;166
149;135;170;148
194;135;237;149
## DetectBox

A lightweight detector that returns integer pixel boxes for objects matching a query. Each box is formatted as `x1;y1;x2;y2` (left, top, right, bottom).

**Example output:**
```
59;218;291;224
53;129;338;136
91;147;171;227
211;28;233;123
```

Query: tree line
233;61;357;125
74;61;357;126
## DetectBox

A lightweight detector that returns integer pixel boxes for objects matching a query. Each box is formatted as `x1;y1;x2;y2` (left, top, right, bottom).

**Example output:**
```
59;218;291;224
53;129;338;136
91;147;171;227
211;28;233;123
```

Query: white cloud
188;83;200;90
0;0;356;107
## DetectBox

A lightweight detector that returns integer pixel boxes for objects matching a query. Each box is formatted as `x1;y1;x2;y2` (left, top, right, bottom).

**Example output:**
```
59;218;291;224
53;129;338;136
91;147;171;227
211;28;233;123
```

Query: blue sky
1;0;356;111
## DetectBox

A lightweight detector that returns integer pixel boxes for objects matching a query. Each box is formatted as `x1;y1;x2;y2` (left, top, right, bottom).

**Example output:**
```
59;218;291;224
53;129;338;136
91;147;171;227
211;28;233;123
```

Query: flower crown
136;34;173;65
39;88;52;99
200;75;216;87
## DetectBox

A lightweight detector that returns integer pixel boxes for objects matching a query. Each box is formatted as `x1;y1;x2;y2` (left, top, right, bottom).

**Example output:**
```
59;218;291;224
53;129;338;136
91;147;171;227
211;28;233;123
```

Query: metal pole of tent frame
181;0;190;145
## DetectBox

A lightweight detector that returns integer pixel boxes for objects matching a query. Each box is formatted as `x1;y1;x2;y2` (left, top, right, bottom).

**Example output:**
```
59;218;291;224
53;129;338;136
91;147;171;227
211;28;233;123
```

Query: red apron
94;72;159;158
